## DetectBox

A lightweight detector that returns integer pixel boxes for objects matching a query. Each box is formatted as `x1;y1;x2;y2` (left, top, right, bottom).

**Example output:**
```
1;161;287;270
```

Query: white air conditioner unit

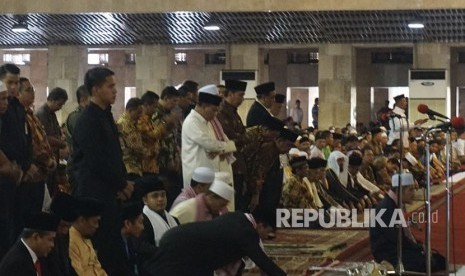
220;70;258;125
408;69;449;123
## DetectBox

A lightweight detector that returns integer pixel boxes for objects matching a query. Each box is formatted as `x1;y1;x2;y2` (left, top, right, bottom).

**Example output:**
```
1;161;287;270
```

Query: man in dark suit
148;211;286;276
117;202;145;276
72;67;134;274
370;172;445;273
246;82;276;127
0;212;60;276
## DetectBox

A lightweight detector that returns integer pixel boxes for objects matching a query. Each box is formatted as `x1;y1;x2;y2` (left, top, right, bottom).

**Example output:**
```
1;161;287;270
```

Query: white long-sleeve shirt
181;110;236;187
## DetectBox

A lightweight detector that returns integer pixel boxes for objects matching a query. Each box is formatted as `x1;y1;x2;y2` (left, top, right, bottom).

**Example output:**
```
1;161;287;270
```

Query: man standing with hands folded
72;67;134;275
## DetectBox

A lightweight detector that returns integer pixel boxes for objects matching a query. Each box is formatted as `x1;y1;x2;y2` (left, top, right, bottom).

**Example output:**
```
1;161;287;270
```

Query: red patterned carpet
412;182;465;265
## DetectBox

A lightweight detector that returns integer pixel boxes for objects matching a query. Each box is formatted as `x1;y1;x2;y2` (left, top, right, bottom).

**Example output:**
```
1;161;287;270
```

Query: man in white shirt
181;85;236;188
289;99;304;128
388;94;428;148
453;128;465;163
171;166;215;209
170;179;234;224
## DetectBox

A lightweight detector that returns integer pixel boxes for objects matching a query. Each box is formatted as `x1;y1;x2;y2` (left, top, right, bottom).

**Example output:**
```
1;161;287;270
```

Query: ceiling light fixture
408;20;424;29
12;16;29;33
203;18;220;31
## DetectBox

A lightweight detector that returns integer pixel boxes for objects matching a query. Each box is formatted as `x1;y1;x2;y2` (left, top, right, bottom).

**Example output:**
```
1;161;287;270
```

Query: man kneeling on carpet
369;172;445;273
148;211;286;276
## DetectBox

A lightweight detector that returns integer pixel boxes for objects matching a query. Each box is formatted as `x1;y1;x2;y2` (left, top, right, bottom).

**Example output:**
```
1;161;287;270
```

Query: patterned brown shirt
281;174;316;209
137;113;166;174
216;100;247;175
152;105;181;172
117;112;145;176
25;108;54;180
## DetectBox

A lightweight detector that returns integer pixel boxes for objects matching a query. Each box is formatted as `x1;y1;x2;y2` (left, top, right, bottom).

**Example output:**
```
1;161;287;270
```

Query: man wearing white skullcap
170;179;233;225
170;166;215;209
215;171;236;211
370;172;445;273
181;84;236;193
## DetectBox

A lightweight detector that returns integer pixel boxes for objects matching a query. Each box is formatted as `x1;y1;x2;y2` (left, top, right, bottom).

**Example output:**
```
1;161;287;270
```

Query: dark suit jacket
0;96;32;171
72;102;127;197
42;234;77;276
148;212;286;276
246;101;270;127
369;195;425;271
0;240;39;276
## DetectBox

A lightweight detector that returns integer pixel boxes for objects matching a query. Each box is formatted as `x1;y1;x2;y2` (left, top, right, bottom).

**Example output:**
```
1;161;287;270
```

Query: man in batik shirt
281;156;317;209
117;98;145;179
152;87;182;206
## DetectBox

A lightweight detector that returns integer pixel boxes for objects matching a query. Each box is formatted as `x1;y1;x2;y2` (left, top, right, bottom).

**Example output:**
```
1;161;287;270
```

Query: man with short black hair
17;77;56;236
149;211;286;276
289;99;303;128
179;80;198;118
0;212;60;275
35;87;68;160
118;202;147;276
118;97;145;179
72;67;134;274
145;87;182;206
0;65;39;250
65;85;90;154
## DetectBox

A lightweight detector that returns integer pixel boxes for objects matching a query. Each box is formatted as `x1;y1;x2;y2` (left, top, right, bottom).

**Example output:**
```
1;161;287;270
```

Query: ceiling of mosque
1;9;465;46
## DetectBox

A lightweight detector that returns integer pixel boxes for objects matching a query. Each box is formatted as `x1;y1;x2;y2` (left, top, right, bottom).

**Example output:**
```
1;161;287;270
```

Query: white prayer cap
192;167;215;184
198;84;219;95
288;148;300;156
198;84;222;105
214;171;232;184
380;126;387;132
308;134;315;142
404;152;418;166
0;81;6;93
209;180;234;201
391;172;414;187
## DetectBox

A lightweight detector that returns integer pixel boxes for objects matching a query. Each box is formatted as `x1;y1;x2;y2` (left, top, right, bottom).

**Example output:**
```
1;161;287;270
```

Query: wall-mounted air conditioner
408;69;449;123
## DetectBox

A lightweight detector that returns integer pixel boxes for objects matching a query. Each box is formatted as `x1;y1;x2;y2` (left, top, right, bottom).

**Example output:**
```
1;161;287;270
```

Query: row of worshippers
114;78;300;225
0;63;73;260
52;66;295;274
0;167;286;276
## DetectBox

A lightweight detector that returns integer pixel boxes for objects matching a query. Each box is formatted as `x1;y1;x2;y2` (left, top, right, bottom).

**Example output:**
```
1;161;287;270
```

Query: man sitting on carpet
170;179;233;224
370;172;445;273
170;166;215;209
139;175;179;247
325;151;365;211
281;156;319;210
